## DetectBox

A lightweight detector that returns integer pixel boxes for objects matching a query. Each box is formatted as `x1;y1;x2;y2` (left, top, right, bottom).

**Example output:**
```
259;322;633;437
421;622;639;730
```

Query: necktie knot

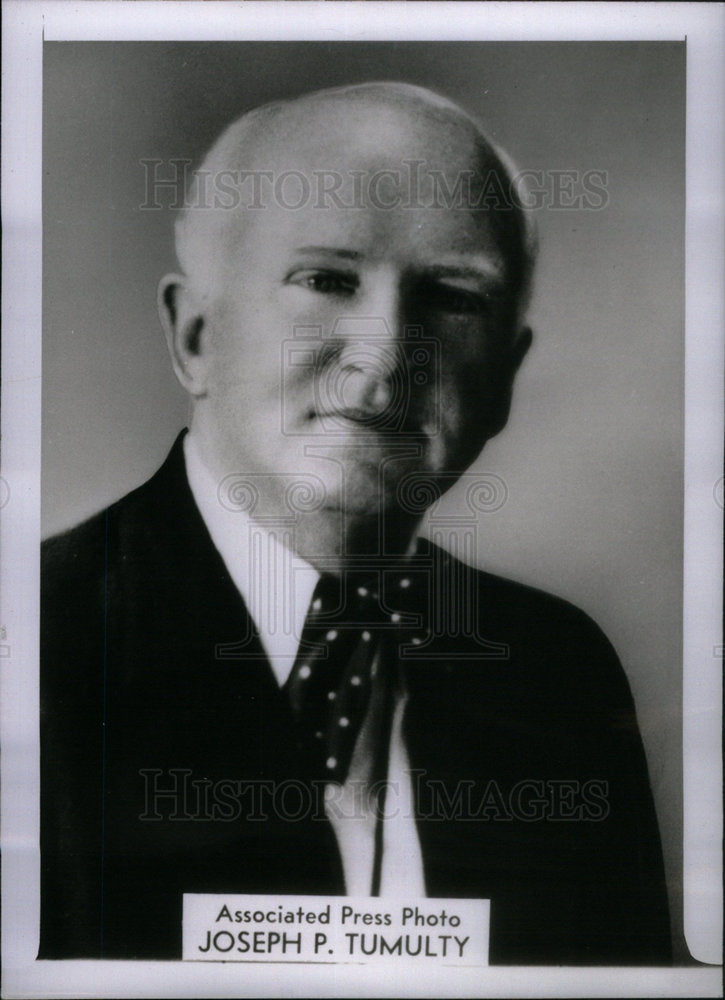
286;569;420;783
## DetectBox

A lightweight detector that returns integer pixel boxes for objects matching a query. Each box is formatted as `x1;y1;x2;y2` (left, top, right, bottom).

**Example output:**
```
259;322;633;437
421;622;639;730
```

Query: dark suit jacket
39;433;671;964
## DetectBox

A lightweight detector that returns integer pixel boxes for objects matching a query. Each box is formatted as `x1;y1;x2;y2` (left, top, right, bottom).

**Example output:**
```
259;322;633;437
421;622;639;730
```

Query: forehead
210;97;512;275
250;95;479;170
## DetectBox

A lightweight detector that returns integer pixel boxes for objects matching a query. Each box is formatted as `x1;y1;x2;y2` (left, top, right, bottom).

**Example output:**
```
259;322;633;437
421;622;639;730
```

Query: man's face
188;99;527;539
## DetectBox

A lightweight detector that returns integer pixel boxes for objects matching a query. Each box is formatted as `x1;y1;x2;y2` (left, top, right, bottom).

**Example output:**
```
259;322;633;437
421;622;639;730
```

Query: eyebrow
423;260;505;283
292;247;505;283
294;246;362;261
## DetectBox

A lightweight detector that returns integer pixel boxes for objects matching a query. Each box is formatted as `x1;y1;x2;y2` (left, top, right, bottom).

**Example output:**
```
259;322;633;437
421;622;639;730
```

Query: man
39;82;671;964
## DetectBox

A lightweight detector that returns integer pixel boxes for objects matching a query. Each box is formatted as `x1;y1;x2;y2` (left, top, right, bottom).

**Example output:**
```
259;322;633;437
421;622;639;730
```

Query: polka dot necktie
285;570;422;784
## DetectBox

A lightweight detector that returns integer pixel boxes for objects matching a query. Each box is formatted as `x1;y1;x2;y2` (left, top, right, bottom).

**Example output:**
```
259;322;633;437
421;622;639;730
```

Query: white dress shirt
184;433;426;897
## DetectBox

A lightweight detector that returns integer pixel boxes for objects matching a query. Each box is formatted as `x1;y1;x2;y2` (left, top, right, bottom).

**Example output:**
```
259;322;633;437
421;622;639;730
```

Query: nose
322;273;406;422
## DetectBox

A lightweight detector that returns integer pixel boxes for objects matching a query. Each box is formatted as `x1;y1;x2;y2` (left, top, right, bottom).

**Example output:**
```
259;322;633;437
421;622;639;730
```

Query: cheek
214;291;344;384
207;300;285;387
434;329;497;405
429;336;507;453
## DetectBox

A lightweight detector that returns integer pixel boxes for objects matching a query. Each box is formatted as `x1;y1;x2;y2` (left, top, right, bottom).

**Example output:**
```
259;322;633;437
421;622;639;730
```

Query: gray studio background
42;42;685;956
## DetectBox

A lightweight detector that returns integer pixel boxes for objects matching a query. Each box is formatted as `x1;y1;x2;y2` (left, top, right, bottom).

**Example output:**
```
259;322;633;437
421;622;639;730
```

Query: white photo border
1;2;722;997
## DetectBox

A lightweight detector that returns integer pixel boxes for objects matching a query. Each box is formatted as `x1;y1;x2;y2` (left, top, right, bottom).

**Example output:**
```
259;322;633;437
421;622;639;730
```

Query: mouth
303;398;431;437
311;407;393;427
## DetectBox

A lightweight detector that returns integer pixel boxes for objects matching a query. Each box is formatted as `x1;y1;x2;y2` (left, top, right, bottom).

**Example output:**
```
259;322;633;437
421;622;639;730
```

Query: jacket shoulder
42;508;107;584
41;490;145;615
477;564;611;640
430;540;613;641
426;541;634;709
42;434;188;590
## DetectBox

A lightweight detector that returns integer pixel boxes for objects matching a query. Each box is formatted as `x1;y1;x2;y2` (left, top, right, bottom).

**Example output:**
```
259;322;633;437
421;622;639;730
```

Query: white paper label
183;894;489;965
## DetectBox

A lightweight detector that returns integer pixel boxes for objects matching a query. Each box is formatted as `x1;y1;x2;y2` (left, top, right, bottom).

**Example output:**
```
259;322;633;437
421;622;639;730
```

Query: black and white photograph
1;3;722;998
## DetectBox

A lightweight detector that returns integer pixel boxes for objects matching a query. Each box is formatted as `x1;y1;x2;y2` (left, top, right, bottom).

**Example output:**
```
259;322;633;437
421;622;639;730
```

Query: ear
510;324;533;374
487;325;533;437
157;273;210;397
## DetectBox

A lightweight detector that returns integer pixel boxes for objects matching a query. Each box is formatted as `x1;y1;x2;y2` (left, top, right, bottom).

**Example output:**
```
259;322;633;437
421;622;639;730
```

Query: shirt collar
184;432;319;686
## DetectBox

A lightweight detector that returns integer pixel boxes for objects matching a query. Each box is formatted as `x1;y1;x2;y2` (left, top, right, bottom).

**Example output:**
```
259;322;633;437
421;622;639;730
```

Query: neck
188;416;421;577
286;508;419;577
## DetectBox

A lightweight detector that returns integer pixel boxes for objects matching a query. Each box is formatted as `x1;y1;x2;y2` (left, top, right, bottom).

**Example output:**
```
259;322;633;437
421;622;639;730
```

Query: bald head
160;80;535;556
175;82;536;313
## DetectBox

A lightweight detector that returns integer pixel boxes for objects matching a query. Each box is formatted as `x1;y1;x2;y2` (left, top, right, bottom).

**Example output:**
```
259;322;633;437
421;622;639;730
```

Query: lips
309;408;427;439
314;407;382;424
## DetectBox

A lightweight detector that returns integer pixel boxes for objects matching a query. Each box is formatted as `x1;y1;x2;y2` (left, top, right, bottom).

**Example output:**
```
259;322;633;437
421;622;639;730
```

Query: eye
288;270;358;297
419;282;491;316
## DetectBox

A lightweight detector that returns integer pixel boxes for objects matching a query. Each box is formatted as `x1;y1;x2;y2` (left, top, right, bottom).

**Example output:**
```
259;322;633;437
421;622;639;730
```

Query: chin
321;489;388;517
